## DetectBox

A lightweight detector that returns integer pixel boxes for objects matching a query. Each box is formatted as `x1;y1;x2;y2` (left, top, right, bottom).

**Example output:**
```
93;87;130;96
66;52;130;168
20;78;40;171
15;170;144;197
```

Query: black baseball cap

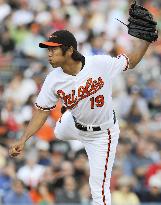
39;30;77;50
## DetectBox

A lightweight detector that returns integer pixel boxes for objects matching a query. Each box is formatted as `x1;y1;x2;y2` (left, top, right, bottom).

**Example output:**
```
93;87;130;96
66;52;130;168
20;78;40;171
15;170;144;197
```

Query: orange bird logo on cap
49;35;57;38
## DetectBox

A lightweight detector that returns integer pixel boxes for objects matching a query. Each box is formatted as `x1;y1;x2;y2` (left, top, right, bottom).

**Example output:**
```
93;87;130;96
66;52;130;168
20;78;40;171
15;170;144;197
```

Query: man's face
48;46;65;68
13;181;24;195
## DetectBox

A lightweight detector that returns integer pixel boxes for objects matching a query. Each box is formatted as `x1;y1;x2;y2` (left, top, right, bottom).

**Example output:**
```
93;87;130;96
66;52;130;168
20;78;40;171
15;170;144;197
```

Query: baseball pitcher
9;2;158;205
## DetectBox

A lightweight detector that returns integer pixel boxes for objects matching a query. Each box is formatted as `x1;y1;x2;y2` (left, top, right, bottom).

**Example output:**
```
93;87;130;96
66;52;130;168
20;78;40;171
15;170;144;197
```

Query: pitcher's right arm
9;109;50;157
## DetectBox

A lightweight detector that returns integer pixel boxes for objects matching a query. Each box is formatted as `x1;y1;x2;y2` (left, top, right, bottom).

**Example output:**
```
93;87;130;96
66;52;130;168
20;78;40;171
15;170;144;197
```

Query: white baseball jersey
35;54;129;126
35;53;129;205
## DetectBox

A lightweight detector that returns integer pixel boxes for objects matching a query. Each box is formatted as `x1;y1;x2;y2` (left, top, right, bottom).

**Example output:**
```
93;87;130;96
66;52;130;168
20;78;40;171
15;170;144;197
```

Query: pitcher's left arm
127;39;150;69
121;1;158;69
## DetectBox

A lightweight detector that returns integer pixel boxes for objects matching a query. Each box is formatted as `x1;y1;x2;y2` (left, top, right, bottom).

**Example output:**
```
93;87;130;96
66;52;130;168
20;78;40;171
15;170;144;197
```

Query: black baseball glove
117;1;158;43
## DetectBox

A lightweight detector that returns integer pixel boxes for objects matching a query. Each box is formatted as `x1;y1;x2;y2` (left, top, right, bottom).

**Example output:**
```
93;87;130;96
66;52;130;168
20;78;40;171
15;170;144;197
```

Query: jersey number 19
90;95;104;109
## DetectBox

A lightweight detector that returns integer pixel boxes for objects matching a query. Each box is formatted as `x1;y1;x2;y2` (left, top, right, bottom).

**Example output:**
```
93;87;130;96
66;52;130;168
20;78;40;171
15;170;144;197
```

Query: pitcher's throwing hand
9;141;25;157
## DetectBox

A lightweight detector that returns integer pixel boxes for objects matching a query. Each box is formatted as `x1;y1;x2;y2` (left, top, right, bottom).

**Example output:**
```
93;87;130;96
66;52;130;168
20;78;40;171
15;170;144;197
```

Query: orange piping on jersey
117;54;130;71
35;103;56;111
102;129;111;205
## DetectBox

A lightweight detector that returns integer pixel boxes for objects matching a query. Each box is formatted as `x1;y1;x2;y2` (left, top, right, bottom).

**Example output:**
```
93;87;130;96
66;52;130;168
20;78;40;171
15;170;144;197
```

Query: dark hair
12;178;25;187
60;45;85;67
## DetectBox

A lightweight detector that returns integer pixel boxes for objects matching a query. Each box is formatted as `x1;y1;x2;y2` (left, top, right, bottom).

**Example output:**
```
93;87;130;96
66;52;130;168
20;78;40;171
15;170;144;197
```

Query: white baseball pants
54;111;120;205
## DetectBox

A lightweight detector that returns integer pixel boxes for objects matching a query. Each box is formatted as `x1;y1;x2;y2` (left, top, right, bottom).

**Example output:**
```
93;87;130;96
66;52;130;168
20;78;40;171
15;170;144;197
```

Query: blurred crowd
0;0;161;205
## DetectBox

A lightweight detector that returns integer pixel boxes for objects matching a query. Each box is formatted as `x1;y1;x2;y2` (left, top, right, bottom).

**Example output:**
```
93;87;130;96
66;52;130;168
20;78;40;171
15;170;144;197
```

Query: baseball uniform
35;54;129;205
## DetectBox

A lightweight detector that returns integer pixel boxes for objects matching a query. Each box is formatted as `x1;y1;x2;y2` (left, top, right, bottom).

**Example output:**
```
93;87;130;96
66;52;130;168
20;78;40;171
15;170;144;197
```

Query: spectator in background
145;158;161;187
55;175;81;204
30;181;54;205
36;139;51;166
0;161;16;197
128;139;154;191
73;149;89;187
144;140;160;163
19;94;37;124
17;151;45;188
148;93;161;117
48;141;72;189
86;33;106;55
138;174;161;203
61;160;74;177
112;176;140;205
121;85;150;121
79;183;92;205
114;138;134;177
3;72;37;106
142;79;160;102
110;165;124;192
40;165;56;193
126;101;145;124
1;98;20;134
3;178;33;205
0;0;11;23
18;23;46;59
9;24;30;48
0;29;15;54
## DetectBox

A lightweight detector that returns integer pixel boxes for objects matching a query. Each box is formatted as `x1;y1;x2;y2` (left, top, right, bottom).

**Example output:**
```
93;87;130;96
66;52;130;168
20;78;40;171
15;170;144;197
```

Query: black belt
73;110;116;132
73;116;101;131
